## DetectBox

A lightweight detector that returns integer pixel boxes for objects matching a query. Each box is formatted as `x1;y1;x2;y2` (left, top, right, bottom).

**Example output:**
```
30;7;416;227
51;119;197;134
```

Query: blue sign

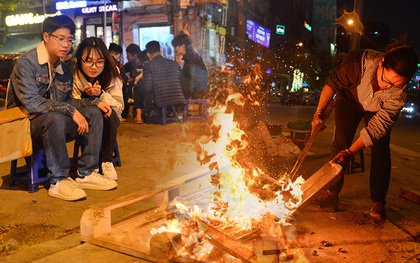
246;19;270;48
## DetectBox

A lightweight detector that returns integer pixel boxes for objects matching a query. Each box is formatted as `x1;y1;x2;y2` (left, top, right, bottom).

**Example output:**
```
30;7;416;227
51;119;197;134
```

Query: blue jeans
30;106;103;184
331;92;391;205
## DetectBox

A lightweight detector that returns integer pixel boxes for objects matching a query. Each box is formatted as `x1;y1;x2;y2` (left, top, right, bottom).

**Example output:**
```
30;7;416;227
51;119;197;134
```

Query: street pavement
0;108;419;262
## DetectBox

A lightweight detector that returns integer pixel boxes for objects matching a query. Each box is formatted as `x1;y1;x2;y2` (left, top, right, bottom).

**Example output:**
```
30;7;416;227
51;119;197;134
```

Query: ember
151;64;307;261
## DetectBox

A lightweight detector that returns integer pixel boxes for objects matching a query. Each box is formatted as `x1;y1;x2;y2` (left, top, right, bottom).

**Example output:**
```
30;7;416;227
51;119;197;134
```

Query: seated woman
71;37;123;180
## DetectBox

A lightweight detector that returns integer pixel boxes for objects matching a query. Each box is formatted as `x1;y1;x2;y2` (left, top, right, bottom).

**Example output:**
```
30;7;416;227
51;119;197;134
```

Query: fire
151;63;306;261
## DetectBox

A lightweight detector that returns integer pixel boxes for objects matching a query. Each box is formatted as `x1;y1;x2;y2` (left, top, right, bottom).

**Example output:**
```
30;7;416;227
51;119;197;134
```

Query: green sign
276;25;285;35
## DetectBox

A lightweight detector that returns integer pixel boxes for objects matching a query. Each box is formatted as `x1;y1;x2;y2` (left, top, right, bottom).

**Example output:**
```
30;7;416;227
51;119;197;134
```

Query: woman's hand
72;110;89;135
84;81;102;97
332;149;354;166
97;102;112;118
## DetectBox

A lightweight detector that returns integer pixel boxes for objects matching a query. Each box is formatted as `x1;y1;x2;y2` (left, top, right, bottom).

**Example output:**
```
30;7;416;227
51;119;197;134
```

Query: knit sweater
142;55;185;107
72;70;124;116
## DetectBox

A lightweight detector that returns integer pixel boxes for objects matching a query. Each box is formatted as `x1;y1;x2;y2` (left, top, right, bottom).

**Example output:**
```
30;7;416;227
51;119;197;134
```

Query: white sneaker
76;170;118;190
101;162;118;180
48;178;87;201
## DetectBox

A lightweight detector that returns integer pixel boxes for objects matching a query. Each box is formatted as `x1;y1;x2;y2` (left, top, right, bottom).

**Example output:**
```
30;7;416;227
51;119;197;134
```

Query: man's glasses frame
49;33;76;45
381;66;405;89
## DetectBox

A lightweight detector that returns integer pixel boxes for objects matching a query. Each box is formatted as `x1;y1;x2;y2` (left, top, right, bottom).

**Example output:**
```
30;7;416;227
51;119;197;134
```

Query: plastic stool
161;104;180;125
10;150;49;193
73;138;122;170
348;150;365;174
183;99;208;122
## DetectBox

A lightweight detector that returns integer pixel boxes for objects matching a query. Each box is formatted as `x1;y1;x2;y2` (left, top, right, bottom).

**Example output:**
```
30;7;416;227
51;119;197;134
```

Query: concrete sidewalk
0;119;419;262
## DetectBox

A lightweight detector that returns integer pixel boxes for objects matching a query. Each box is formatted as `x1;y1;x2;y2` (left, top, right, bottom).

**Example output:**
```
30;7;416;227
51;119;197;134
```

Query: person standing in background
71;37;124;181
171;33;209;99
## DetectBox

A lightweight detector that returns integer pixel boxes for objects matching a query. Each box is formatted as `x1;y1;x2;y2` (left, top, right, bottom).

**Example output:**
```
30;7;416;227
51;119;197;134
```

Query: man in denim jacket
7;15;117;201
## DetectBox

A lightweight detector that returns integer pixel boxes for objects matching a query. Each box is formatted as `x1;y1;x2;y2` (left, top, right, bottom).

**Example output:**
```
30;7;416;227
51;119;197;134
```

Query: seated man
142;40;185;124
6;15;117;201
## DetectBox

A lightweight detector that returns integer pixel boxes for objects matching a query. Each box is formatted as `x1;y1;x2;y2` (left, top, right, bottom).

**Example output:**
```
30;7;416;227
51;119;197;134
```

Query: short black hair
139;50;149;63
126;43;141;56
42;15;76;36
171;33;192;49
145;41;160;54
109;43;122;54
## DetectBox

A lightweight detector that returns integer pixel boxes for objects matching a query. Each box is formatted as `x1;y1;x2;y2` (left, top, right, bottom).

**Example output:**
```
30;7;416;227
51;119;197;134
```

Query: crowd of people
5;14;209;201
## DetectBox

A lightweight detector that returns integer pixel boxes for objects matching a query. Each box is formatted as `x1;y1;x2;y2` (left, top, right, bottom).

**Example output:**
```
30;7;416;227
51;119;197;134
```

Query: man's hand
134;69;143;85
97;102;112;118
332;149;354;166
84;81;102;97
72;110;89;135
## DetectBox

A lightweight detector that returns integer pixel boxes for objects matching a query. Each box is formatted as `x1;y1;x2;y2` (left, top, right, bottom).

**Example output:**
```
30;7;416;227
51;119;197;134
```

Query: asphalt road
263;102;420;157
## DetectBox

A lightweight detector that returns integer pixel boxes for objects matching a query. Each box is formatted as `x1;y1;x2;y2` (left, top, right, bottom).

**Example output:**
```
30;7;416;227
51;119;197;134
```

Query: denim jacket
7;42;95;117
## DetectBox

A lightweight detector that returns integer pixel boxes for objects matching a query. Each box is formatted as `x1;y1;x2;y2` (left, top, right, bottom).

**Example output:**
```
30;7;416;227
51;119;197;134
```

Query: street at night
0;0;419;262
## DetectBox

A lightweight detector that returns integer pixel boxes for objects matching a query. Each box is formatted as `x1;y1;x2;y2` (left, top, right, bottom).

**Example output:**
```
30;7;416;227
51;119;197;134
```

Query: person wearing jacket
7;15;117;201
71;37;124;181
171;33;208;99
142;40;185;124
313;36;418;222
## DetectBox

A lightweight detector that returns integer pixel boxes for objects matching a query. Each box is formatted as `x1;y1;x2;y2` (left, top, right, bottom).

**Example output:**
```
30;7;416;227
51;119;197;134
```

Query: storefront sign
5;12;61;27
246;19;270;48
56;1;87;10
81;4;118;14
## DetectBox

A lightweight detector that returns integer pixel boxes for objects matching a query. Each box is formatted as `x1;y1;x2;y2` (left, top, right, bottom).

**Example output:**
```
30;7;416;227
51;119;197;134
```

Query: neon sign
56;1;87;10
5;12;61;27
81;4;118;14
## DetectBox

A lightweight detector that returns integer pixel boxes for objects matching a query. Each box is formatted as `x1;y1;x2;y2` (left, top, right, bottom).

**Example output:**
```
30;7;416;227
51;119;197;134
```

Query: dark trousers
31;106;103;183
331;93;391;205
102;110;120;162
121;85;132;119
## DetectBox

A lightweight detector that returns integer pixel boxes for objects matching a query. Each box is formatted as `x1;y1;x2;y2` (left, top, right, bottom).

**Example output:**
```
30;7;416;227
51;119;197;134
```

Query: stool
10;150;49;193
289;129;311;150
73;138;122;170
161;104;180;125
183;99;208;122
348;150;365;174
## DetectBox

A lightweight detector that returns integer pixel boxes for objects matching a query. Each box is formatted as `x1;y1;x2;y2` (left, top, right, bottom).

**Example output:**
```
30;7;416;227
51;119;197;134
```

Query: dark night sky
339;0;420;55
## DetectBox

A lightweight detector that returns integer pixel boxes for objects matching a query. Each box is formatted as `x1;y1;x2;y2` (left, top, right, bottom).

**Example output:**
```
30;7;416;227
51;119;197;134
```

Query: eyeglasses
381;66;405;89
82;59;105;68
49;33;76;45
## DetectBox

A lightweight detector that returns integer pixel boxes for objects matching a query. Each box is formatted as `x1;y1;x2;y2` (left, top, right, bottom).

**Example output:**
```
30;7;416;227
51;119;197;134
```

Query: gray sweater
143;55;185;108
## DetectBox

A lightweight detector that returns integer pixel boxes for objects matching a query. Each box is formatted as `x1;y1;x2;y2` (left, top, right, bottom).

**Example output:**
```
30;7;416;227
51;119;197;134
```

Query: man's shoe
369;202;387;221
76;170;118;190
317;190;339;211
48;178;87;201
102;162;118;180
134;118;144;124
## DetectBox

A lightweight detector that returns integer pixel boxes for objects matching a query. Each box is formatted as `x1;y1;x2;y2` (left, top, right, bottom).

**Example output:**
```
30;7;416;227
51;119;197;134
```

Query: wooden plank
198;220;256;262
80;168;217;240
400;187;420;205
260;162;342;210
298;162;342;208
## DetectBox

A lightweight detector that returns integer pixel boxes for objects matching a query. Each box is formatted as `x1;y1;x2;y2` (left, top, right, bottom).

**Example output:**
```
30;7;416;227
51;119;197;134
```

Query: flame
151;62;306;261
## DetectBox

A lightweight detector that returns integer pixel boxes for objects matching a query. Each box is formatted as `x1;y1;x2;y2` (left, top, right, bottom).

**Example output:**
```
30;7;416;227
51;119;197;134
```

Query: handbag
0;81;32;163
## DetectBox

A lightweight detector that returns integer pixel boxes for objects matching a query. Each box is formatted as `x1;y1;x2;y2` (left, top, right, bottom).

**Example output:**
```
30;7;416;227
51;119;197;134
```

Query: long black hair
73;37;122;88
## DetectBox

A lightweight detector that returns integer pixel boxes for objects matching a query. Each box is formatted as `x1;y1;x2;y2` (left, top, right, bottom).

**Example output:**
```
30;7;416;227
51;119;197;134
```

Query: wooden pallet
80;167;255;262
